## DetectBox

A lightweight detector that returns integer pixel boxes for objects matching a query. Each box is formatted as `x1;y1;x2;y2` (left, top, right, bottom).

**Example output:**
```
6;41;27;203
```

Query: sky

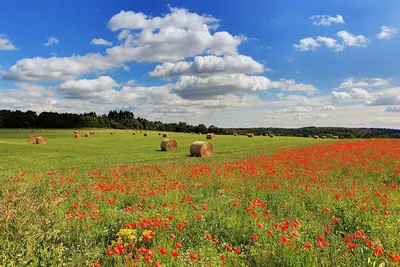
1;0;400;128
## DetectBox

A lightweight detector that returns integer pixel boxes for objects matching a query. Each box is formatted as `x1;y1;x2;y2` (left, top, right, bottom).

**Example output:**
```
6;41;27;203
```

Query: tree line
1;109;400;139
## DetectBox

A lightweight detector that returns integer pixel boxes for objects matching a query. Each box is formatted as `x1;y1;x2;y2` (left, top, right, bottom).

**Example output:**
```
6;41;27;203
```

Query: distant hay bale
160;139;178;152
36;136;47;145
90;131;95;135
190;141;214;158
198;133;201;135
313;135;319;139
247;133;254;138
308;135;312;138
132;132;136;136
75;134;81;139
158;132;161;136
162;133;168;138
333;136;339;139
140;131;142;133
321;136;326;139
190;132;195;134
206;133;215;139
85;133;90;137
110;132;115;135
269;134;274;138
233;133;237;136
40;129;44;132
29;135;37;142
144;132;150;136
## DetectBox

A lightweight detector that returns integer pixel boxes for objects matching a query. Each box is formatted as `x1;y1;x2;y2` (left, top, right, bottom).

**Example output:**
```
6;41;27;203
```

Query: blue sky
1;0;400;128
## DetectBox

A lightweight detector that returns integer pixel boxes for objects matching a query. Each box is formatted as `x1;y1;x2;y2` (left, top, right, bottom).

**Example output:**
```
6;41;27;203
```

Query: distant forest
1;109;400;139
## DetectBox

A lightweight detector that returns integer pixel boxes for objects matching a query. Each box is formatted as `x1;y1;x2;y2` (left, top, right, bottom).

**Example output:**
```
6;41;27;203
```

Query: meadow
1;129;400;266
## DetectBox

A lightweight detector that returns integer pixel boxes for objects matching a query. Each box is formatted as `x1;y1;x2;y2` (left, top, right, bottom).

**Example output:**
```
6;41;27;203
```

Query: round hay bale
75;134;81;139
206;133;215;139
160;139;178;152
269;134;274;138
247;133;254;138
158;132;161;136
321;136;326;139
333;136;339;139
36;136;47;144
29;135;37;142
190;141;214;158
313;135;319;139
144;132;150;136
132;132;136;135
233;133;237;136
85;133;90;137
40;129;44;132
90;131;95;135
162;133;168;138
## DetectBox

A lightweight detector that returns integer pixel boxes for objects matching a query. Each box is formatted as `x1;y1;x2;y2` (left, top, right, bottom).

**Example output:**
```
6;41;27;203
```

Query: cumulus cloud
149;55;264;79
3;7;244;82
273;106;312;113
45;37;59;46
310;14;345;26
0;34;17;50
2;54;125;82
331;88;370;100
376;26;398;40
366;92;400;106
91;38;113;46
294;31;369;52
320;105;336;111
338;77;390;89
269;79;318;95
58;76;119;101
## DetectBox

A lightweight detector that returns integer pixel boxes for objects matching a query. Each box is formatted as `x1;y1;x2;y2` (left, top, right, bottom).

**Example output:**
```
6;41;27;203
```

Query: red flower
107;249;113;256
205;233;211;239
159;248;167;255
175;242;182;249
347;243;357;249
93;263;100;267
344;236;350;243
281;236;288;244
190;253;198;259
267;230;273;236
374;247;383;257
226;245;232;251
220;255;226;260
304;243;312;249
234;248;241;254
252;235;259;241
291;231;299;237
171;250;179;257
169;233;176;239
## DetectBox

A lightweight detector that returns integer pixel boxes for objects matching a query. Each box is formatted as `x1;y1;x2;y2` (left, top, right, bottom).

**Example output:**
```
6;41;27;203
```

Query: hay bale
160;139;178;152
110;132;115;135
40;129;44;132
313;135;319;139
233;133;237;136
75;134;81;139
132;132;136;136
144;132;150;136
29;135;37;142
247;133;254;138
333;136;339;139
162;133;168;138
85;133;90;137
321;136;326;139
206;133;215;139
269;134;274;138
90;131;95;135
36;136;47;145
158;132;161;136
190;141;214;158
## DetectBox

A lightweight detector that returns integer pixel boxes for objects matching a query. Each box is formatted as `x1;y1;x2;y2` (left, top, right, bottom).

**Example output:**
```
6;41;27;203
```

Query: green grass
0;129;329;177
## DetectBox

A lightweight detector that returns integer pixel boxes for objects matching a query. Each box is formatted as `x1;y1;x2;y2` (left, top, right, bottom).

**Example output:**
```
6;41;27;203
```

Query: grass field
1;129;400;267
0;129;326;176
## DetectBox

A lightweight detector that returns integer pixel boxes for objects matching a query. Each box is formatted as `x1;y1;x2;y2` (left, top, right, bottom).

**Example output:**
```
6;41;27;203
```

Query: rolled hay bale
206;133;215;139
36;136;47;145
308;135;312;138
75;134;81;139
198;133;201;135
313;135;319;139
40;129;44;132
160;139;178;152
110;132;115;135
321;136;326;139
132;132;136;136
333;136;339;139
158;132;161;136
269;134;274;138
90;131;95;135
247;133;254;138
29;135;37;142
144;132;150;136
233;133;237;136
190;141;214;158
162;133;168;138
85;133;90;137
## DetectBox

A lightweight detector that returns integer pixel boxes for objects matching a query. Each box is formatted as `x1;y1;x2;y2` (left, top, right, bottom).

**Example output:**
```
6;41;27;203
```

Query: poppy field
1;130;400;266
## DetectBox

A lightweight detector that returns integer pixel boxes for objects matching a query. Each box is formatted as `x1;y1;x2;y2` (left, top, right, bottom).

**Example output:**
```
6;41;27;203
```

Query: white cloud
58;76;119;101
337;31;369;47
2;54;125;82
293;37;320;51
91;38;113;46
273;106;312;113
269;79;318;95
294;31;369;52
376;26;398;40
149;55;264;79
0;34;17;50
338;77;390;89
331;88;370;100
310;15;345;26
366;92;400;106
321;105;336;111
45;37;59;46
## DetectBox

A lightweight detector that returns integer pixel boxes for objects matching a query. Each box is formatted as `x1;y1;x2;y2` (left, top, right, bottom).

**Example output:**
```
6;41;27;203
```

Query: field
1;129;400;266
